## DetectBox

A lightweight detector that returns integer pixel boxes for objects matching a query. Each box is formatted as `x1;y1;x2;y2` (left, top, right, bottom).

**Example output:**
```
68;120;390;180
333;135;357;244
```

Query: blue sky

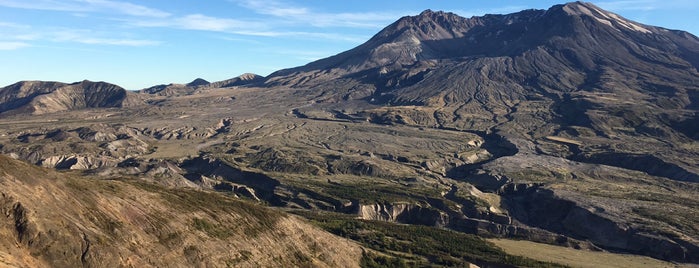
1;0;697;90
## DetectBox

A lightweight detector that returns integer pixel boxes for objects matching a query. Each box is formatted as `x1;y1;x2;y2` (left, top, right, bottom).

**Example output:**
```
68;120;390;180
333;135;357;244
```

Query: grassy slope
0;155;362;267
489;239;685;268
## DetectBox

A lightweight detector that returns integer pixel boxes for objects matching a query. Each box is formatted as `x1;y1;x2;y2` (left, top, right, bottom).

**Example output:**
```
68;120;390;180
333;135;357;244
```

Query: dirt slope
0;155;361;267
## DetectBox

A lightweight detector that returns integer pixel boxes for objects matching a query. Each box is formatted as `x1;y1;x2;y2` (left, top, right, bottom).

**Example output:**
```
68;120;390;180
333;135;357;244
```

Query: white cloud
0;0;170;17
83;0;170;17
50;29;160;46
0;24;160;47
236;0;406;29
175;14;256;32
130;13;369;43
0;41;30;50
0;21;31;29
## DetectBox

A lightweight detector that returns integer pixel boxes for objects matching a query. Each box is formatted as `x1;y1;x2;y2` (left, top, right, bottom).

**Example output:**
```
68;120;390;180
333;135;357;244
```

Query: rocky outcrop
179;156;282;204
358;203;448;227
40;155;118;170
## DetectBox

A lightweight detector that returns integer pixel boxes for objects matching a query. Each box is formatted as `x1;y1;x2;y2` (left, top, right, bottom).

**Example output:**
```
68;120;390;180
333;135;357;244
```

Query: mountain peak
236;73;262;81
418;9;435;16
186;78;210;87
556;1;653;33
559;1;608;16
416;9;451;18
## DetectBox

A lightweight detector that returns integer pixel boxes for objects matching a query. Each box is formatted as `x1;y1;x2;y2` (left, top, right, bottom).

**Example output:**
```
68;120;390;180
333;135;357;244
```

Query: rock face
358;203;448;227
0;80;128;115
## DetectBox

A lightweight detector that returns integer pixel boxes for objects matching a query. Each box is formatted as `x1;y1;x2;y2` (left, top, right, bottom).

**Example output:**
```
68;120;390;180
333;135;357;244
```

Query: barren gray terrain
0;2;697;266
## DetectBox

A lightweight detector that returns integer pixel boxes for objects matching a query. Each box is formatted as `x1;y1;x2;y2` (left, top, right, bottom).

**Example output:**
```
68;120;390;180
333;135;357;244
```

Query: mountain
0;154;361;267
0;80;132;115
267;2;699;107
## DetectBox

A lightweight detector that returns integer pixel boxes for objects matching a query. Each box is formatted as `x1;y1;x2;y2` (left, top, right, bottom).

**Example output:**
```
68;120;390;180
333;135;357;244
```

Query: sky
1;0;698;90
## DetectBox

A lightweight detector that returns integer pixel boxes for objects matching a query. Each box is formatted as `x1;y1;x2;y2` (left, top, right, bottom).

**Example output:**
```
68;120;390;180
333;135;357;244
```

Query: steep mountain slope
0;155;362;267
0;80;131;115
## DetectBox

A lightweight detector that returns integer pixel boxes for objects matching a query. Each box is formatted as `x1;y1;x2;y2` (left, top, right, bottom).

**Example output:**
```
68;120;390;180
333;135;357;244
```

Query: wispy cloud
0;41;30;50
0;0;170;17
236;0;407;29
50;29;160;46
176;14;252;31
0;23;159;48
130;14;369;42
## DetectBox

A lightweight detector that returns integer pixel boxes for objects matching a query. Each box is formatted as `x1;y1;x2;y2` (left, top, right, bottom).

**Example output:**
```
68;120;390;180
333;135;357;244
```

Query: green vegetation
632;207;699;234
294;210;566;267
489;238;677;268
128;179;283;237
361;251;409;268
191;217;234;239
298;177;443;204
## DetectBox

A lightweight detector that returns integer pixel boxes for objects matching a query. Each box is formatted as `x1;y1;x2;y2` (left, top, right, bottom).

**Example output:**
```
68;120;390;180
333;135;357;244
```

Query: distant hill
0;80;130;115
186;78;210;87
139;73;264;96
207;73;264;88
